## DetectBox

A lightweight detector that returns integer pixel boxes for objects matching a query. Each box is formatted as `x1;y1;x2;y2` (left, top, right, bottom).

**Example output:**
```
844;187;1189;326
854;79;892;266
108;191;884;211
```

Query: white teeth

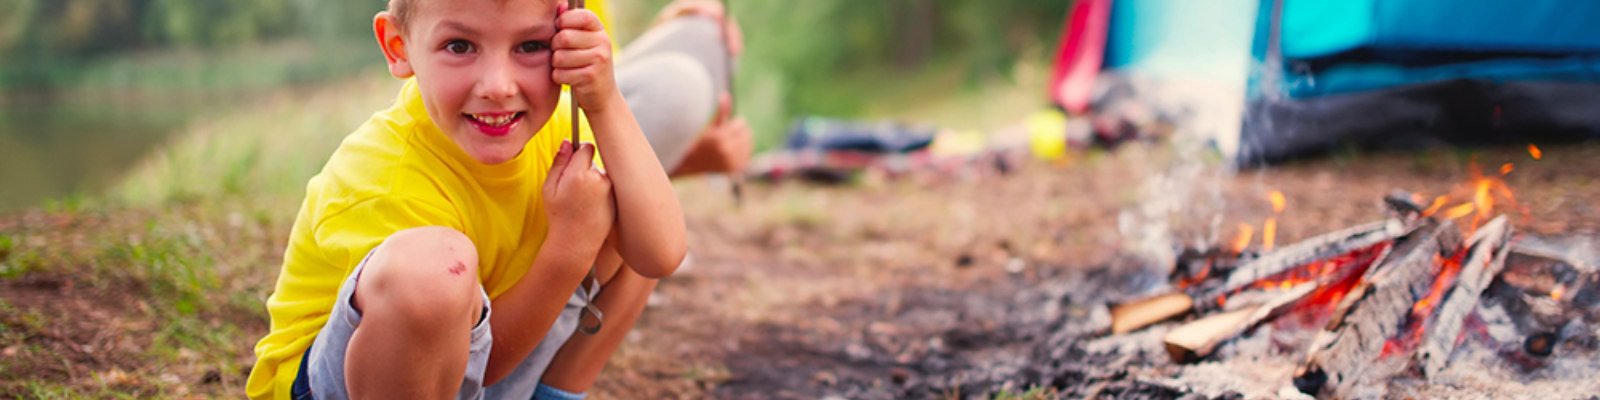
472;113;516;127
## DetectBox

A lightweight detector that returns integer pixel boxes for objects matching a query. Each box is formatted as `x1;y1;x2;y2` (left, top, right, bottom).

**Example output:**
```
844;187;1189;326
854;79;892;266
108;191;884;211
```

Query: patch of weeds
42;193;90;214
18;380;80;400
678;363;731;386
775;196;828;231
146;316;241;364
994;385;1057;400
221;142;263;196
98;224;217;316
0;235;36;279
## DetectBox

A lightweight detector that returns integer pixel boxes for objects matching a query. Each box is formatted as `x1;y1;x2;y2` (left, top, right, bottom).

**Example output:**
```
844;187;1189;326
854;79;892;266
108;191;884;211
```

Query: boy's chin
465;144;527;165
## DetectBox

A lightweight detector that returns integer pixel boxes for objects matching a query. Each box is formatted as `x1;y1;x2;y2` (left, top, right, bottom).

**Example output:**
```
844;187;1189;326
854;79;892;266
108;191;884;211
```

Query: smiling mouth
466;112;525;127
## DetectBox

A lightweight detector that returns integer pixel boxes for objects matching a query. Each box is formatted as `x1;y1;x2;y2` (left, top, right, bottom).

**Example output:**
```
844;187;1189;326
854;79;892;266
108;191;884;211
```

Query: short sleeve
313;195;463;272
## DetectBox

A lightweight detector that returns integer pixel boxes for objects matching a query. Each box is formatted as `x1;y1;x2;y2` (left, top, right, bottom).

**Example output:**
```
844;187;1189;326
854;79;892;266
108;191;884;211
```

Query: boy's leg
537;264;659;394
305;226;491;399
618;16;728;171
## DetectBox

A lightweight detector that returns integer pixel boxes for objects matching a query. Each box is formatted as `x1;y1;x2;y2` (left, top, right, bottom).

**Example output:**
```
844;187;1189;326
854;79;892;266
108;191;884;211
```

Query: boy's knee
356;227;482;329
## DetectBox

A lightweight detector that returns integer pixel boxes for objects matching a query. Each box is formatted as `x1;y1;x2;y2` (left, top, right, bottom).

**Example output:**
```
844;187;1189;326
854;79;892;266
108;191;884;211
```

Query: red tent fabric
1050;0;1111;113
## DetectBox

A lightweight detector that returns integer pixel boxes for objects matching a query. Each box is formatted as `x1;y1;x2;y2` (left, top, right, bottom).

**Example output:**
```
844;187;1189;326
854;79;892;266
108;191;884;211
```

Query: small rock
890;367;913;385
2;345;18;357
1005;257;1026;274
202;369;223;385
955;253;975;268
844;342;872;361
812;370;838;386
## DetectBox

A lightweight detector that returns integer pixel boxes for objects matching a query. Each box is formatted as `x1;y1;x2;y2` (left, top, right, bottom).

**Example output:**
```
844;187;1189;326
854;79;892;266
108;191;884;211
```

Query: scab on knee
354;226;482;330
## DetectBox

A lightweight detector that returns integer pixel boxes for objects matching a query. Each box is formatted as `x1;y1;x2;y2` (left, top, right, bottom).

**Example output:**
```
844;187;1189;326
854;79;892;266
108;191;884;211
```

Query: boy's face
382;0;561;165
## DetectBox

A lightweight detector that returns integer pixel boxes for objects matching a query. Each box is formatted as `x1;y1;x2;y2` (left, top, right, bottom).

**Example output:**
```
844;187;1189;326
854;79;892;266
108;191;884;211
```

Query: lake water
0;91;210;211
0;41;377;211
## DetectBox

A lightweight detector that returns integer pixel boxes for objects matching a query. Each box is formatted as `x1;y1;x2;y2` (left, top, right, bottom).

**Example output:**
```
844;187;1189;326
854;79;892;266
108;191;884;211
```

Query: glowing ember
1552;285;1566;301
1499;163;1513;175
1529;144;1542;160
1269;191;1287;213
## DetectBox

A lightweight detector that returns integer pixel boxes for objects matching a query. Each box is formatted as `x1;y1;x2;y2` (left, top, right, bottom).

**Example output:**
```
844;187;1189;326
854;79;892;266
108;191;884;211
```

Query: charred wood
1294;219;1461;397
1417;215;1512;378
1200;220;1409;308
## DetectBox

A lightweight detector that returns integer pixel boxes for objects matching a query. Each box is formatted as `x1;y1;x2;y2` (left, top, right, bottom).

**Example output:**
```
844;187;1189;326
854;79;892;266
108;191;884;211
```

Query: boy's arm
485;143;615;386
556;8;687;278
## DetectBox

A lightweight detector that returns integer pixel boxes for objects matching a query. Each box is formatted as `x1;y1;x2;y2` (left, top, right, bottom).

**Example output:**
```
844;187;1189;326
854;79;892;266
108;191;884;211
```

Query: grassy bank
0;47;1052;395
0;73;398;397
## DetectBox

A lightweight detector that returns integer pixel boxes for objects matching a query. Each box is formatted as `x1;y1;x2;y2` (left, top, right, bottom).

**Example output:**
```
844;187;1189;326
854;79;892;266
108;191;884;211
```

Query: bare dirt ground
2;142;1596;398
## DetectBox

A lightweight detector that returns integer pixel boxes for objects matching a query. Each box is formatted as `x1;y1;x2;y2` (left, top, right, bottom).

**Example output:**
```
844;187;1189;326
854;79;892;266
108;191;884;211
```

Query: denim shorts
291;252;599;400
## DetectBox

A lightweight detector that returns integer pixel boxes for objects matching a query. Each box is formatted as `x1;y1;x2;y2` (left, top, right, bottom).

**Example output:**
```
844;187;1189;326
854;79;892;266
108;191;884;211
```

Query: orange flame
1440;203;1476;220
1552;285;1566;301
1420;195;1449;217
1263;190;1285;251
1230;223;1255;253
1529;144;1542;160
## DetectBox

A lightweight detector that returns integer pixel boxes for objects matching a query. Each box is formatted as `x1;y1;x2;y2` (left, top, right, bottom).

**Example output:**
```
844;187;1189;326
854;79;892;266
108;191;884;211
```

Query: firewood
1201;220;1409;304
1416;215;1512;377
1163;283;1316;363
1294;219;1461;397
1110;292;1194;334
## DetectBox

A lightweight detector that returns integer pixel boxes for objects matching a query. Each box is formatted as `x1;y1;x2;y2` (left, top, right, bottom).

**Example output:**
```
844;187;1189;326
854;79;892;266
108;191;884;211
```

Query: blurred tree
0;0;38;53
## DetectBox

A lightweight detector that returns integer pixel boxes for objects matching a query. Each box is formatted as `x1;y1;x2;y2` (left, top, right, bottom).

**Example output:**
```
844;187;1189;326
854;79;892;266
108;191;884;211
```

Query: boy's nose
475;59;519;101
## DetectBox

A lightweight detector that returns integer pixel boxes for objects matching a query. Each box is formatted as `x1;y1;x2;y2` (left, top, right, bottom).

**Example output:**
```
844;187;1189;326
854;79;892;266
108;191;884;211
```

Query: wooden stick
1110;292;1193;334
719;0;745;204
569;0;586;151
1163;283;1316;363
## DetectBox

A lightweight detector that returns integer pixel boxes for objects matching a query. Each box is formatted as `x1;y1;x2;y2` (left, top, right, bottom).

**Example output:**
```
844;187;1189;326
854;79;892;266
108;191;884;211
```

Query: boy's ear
374;12;414;79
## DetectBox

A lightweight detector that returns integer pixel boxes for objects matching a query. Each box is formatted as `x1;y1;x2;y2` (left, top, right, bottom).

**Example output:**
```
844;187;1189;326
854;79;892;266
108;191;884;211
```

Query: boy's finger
548;140;576;184
567;142;598;170
553;29;608;53
551;48;608;70
556;8;604;32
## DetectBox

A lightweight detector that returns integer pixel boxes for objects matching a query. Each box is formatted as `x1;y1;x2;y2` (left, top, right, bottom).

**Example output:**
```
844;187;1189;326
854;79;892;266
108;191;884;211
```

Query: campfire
1100;160;1599;398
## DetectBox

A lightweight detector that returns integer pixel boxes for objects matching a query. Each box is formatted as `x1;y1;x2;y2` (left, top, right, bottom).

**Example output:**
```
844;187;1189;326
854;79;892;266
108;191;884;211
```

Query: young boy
246;0;685;398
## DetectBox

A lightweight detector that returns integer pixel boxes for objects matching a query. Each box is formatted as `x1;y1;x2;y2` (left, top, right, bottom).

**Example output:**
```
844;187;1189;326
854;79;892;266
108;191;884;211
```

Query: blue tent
1061;0;1600;164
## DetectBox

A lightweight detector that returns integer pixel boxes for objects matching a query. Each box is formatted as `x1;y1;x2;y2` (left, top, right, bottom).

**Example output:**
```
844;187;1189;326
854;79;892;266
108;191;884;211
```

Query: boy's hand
544;142;615;247
704;93;753;173
554;6;619;113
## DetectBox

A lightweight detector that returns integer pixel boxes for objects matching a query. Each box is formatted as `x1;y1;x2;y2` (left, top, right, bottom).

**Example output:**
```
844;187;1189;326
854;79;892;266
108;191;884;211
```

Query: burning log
1163;283;1316;363
1110;220;1411;335
1199;220;1408;306
1293;219;1461;397
1110;292;1194;334
1416;215;1512;377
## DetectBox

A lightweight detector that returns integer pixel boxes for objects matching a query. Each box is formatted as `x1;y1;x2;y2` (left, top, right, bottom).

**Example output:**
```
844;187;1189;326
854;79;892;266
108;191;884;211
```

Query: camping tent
1052;0;1600;165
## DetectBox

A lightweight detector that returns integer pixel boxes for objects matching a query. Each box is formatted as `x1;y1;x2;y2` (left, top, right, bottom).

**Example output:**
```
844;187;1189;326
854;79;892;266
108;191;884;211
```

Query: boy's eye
517;41;550;54
444;40;474;55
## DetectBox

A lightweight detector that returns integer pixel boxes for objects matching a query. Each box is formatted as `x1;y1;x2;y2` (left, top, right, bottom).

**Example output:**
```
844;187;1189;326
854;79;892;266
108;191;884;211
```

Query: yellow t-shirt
245;77;600;399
